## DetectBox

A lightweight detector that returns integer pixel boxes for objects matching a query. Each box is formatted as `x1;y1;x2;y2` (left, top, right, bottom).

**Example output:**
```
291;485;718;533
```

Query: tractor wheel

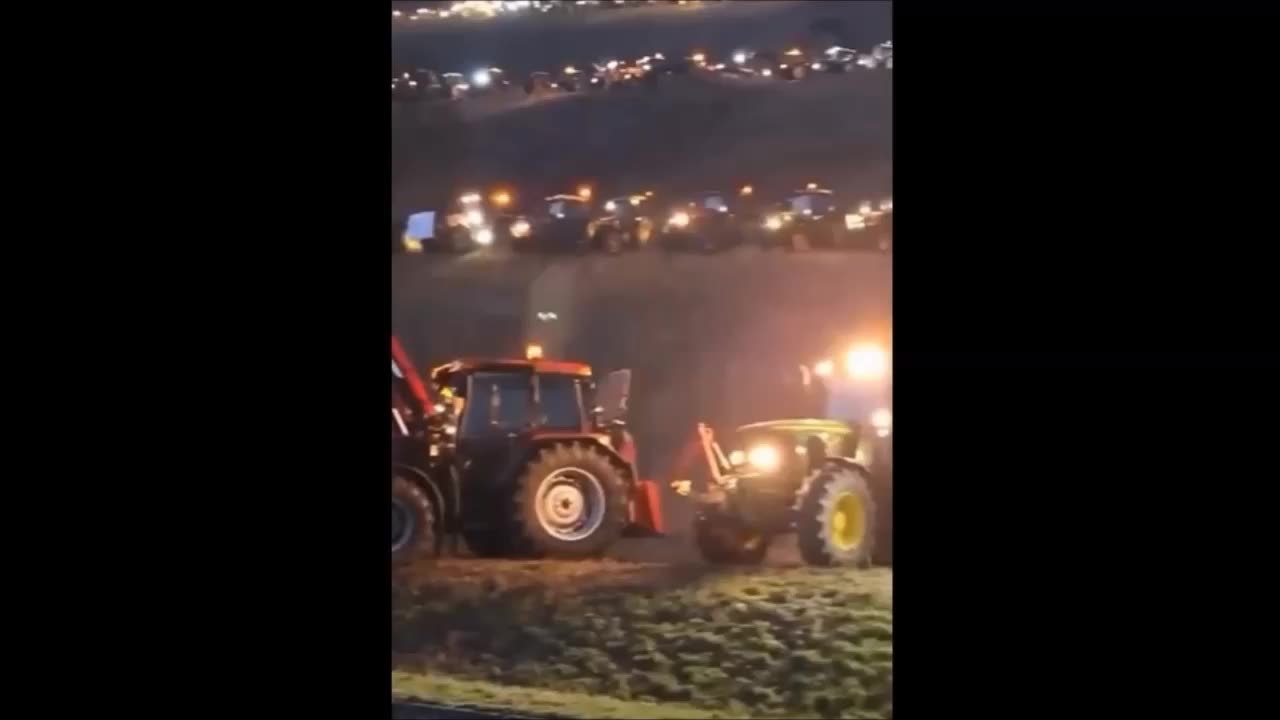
392;473;436;567
796;464;877;567
510;443;629;559
694;509;769;565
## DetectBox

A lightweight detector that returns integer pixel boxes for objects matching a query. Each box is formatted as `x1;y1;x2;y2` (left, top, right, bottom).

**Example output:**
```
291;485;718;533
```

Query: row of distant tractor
391;40;892;102
391;335;892;569
397;182;893;255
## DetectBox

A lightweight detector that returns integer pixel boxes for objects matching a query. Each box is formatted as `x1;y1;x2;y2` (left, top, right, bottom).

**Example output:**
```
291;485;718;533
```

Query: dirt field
393;559;892;719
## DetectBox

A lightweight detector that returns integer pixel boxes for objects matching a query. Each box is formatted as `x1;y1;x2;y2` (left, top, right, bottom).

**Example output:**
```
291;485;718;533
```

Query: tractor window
460;372;532;436
537;374;584;430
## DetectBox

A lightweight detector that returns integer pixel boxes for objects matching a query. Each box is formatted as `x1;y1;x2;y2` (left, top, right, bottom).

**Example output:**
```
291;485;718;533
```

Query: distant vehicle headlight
733;51;747;65
473;226;495;246
669;211;690;228
605;200;618;212
764;214;783;231
465;209;485;227
761;68;773;77
845;344;888;381
510;219;531;238
472;69;492;87
845;213;866;230
747;444;781;472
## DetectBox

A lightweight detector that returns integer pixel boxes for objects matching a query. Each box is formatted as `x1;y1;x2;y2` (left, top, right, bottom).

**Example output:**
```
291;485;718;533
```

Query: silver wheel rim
391;497;415;552
534;467;606;542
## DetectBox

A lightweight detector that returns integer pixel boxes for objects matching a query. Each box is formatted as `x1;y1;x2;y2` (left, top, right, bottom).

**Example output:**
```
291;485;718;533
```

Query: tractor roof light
526;343;544;360
577;184;593;200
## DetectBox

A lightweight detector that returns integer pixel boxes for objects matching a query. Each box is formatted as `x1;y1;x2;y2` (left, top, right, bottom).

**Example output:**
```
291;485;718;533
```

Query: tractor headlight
845;213;866;230
473;227;495;246
733;51;747;65
471;69;492;87
764;214;783;231
464;209;485;227
746;445;781;472
605;200;618;212
761;68;772;77
510;219;531;238
669;211;690;228
844;344;888;381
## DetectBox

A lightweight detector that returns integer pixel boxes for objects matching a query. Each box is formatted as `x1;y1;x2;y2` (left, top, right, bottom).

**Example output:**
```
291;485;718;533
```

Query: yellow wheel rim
828;491;866;551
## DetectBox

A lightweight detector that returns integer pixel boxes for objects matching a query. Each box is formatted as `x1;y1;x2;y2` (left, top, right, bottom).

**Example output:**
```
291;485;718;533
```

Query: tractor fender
794;457;870;510
518;435;638;483
392;463;450;548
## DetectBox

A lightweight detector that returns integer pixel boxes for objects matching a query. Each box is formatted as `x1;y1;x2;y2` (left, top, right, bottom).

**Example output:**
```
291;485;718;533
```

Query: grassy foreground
392;560;892;719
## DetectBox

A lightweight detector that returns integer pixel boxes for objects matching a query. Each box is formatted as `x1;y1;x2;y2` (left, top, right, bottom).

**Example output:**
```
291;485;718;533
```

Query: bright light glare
740;185;753;195
814;359;835;377
812;62;823;70
669;211;690;228
408;80;419;87
605;200;618;212
607;60;619;70
510;219;531;237
525;343;544;360
692;52;706;63
459;192;481;204
859;201;874;215
761;68;772;77
577;184;592;199
393;10;403;17
879;197;893;211
729;449;746;466
845;344;888;380
764;215;783;231
733;51;747;64
490;190;511;206
747;445;781;472
785;48;803;56
871;408;893;431
464;209;485;226
471;69;492;87
474;227;494;245
845;213;866;230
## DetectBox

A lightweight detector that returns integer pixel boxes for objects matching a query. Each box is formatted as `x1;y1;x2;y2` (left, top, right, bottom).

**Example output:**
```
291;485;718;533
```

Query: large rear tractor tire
797;465;877;567
392;473;436;567
694;509;769;565
510;443;629;559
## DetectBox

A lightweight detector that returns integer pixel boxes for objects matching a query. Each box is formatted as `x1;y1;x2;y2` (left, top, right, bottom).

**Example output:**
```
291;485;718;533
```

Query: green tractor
675;342;892;566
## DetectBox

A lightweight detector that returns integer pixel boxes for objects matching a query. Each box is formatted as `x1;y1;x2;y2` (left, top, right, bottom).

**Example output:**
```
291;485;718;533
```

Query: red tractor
392;337;664;564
